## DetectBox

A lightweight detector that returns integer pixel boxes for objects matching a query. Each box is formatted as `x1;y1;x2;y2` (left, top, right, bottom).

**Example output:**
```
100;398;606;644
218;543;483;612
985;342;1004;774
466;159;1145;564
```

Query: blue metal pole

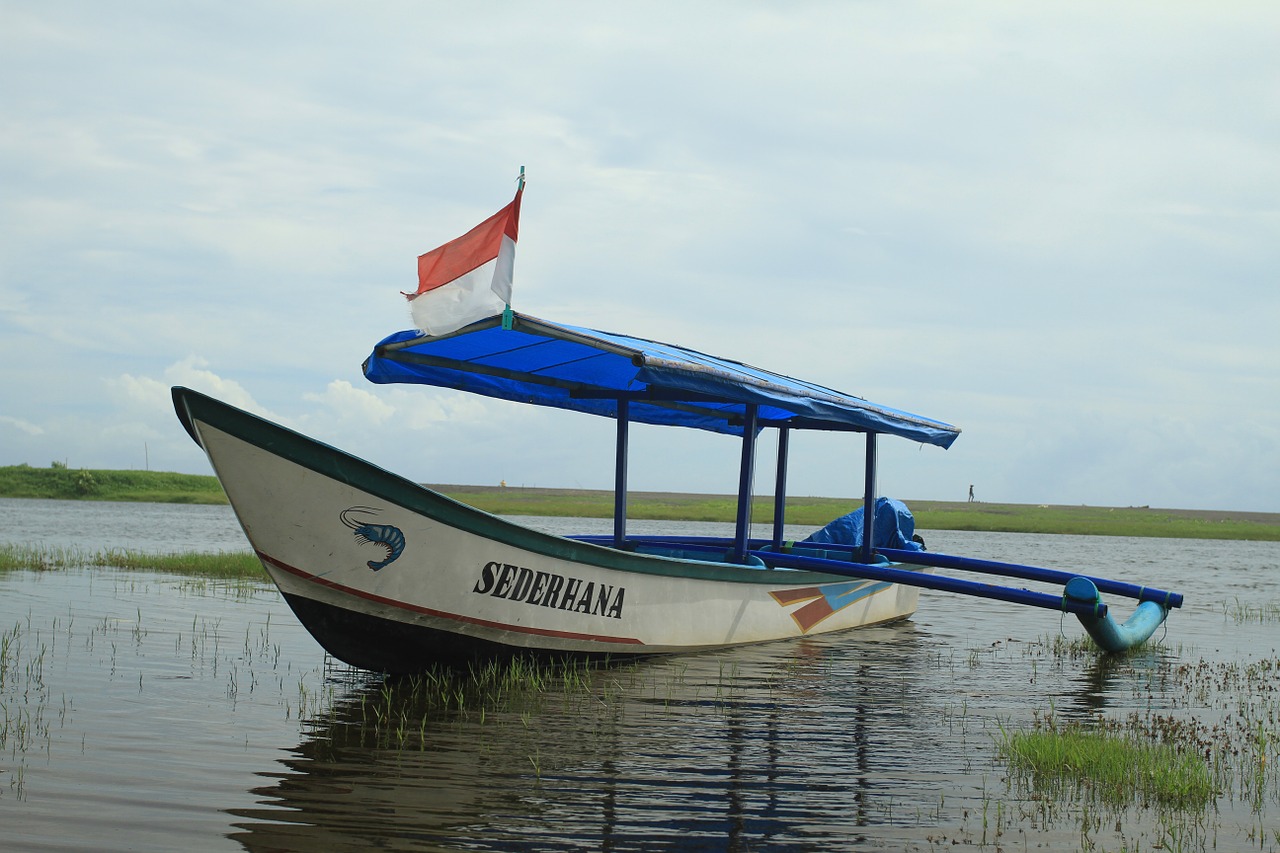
733;404;759;562
877;548;1184;609
751;550;1108;618
772;427;790;550
613;398;630;549
861;432;877;563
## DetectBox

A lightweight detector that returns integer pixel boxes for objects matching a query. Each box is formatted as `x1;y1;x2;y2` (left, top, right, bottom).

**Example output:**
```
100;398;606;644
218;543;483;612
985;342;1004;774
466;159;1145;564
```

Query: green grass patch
0;463;227;504
908;500;1280;541
0;543;263;579
999;723;1215;810
442;486;1280;541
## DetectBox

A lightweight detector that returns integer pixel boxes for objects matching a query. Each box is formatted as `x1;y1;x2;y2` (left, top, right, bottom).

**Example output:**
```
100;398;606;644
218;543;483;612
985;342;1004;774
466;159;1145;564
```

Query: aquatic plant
1221;596;1280;624
0;619;58;799
998;721;1214;810
0;544;262;579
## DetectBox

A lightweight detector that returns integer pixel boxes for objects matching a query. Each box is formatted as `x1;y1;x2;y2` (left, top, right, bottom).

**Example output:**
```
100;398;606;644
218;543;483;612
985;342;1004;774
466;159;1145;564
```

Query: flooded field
2;498;1278;850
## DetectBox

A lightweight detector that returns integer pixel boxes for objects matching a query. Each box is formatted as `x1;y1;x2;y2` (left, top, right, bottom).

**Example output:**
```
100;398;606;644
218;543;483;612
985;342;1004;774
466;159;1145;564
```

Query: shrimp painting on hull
339;506;406;571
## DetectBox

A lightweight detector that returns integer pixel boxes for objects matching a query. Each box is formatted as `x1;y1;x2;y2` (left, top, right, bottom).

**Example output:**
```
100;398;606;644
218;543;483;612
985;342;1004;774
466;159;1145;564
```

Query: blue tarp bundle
803;497;925;552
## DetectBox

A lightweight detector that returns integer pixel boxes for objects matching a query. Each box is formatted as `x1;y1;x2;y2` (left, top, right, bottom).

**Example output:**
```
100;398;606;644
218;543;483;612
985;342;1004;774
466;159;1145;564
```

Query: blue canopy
362;312;960;448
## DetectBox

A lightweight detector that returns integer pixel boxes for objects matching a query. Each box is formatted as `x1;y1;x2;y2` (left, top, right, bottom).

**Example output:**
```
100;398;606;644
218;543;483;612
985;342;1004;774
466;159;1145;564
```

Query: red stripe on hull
770;586;822;606
790;597;837;632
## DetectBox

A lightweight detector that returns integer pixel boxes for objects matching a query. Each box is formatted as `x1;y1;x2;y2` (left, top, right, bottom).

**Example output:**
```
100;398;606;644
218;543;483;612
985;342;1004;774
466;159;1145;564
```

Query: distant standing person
968;484;975;503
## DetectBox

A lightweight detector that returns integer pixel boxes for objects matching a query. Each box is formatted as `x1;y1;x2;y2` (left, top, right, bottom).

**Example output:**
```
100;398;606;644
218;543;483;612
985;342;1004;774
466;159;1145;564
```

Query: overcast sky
2;2;1277;512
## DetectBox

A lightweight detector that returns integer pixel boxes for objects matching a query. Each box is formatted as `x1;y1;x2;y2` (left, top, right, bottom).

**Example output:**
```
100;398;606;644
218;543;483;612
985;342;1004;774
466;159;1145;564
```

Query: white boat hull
175;388;926;673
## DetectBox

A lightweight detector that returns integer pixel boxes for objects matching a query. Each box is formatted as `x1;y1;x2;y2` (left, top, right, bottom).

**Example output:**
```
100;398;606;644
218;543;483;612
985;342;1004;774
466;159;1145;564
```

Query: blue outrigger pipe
576;534;1098;615
761;549;1177;650
876;548;1183;610
749;549;1110;619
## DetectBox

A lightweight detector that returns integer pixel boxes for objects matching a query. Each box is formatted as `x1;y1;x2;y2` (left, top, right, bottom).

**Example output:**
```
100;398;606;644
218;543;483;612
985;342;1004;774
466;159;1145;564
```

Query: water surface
2;499;1278;850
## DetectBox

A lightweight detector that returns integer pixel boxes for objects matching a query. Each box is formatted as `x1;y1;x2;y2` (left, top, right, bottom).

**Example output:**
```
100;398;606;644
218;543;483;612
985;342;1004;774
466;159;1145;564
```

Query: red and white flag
405;185;523;336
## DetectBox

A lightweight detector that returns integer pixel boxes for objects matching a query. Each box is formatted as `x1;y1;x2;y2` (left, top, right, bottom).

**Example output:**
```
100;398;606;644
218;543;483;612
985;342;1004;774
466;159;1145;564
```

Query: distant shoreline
428;484;1280;541
3;465;1276;541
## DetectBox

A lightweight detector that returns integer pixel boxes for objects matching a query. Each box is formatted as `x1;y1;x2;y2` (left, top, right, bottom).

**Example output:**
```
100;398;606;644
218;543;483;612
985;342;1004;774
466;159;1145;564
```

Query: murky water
2;498;1278;850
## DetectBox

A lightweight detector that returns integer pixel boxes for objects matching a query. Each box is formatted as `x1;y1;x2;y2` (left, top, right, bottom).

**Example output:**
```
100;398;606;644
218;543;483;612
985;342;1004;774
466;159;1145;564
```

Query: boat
172;312;1181;674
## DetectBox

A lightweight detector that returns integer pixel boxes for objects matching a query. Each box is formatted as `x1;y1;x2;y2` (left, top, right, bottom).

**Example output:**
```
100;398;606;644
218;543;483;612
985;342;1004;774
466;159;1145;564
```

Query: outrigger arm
844;546;1181;652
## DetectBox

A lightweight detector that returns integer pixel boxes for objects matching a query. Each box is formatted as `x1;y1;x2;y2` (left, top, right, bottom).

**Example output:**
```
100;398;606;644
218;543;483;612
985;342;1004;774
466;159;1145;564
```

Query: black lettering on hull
472;561;626;619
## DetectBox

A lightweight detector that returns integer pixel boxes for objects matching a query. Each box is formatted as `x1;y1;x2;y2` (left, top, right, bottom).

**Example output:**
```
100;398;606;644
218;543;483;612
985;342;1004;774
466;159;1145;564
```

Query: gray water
2;498;1278;850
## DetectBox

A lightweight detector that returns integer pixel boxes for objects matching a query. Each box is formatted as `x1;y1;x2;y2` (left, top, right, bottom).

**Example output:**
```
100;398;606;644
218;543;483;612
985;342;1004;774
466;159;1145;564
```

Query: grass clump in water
0;543;262;579
1221;596;1280;624
314;656;613;754
999;719;1215;811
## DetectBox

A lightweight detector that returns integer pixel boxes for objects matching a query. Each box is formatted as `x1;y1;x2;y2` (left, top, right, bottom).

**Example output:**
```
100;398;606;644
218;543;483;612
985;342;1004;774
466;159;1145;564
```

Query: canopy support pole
732;404;759;562
861;432;877;563
772;427;790;550
613;398;630;549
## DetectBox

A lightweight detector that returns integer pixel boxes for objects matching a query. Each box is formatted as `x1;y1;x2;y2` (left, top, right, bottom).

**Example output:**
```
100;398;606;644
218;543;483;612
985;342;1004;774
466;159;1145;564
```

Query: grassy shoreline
3;464;1278;541
435;484;1280;541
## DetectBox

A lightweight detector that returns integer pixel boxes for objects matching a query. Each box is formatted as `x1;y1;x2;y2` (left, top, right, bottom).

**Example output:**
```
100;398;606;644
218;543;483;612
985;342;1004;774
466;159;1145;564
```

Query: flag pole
501;166;525;332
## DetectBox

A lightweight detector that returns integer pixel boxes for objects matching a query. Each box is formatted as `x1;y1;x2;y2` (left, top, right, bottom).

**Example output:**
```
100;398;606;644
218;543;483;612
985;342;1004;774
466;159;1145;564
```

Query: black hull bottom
281;593;645;675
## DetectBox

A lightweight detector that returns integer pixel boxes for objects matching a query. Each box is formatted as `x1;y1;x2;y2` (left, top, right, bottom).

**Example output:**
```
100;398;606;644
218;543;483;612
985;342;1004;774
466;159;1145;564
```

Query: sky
2;2;1278;512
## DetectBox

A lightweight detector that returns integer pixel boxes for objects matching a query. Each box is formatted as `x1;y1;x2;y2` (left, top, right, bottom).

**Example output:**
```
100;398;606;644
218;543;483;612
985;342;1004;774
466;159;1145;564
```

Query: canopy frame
364;312;962;563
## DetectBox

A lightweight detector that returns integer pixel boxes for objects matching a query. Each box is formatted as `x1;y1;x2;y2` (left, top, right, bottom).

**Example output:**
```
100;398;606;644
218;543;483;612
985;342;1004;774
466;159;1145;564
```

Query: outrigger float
173;312;1181;674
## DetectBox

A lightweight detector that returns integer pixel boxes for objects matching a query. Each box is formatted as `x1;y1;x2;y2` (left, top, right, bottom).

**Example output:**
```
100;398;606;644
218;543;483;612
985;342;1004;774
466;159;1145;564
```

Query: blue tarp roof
362;313;960;448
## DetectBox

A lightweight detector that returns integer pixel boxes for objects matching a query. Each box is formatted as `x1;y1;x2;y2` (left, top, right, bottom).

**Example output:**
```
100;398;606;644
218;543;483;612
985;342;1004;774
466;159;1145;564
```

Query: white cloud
110;357;269;419
0;416;43;436
303;380;395;425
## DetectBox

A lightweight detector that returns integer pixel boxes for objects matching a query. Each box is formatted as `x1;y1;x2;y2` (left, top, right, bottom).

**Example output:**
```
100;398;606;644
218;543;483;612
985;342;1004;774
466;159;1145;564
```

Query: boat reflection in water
227;622;960;851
